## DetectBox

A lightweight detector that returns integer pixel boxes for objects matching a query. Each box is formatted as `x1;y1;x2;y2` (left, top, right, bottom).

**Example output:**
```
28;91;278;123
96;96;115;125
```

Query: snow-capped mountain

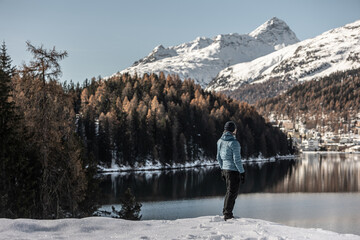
118;17;299;88
249;17;299;50
207;19;360;93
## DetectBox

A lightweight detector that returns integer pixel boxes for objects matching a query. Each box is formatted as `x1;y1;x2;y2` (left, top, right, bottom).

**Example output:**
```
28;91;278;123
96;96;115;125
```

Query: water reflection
98;167;226;204
98;153;360;204
269;153;360;192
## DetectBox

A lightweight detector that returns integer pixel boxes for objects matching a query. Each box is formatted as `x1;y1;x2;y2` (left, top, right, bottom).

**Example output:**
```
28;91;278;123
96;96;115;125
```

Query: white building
302;139;320;151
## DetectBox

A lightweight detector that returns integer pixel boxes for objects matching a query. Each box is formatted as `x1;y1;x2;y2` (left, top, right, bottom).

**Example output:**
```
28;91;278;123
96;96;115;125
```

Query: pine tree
119;188;142;220
23;41;67;84
13;42;88;218
98;113;112;167
0;42;40;218
0;43;15;137
0;42;16;77
0;42;17;136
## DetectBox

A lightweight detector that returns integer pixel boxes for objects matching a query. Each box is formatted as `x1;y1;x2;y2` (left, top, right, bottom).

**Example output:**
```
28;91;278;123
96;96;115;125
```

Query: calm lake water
99;153;360;235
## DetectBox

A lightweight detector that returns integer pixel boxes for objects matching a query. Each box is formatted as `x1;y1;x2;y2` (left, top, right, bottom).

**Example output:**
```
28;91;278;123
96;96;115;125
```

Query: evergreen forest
73;73;291;168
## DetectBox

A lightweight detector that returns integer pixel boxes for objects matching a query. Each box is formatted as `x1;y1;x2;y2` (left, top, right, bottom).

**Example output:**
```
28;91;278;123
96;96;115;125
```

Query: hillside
255;68;360;127
207;19;360;103
76;73;291;169
116;17;299;88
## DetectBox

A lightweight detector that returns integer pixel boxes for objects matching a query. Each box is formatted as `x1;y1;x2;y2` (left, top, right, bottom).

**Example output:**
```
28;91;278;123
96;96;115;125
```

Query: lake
99;153;360;235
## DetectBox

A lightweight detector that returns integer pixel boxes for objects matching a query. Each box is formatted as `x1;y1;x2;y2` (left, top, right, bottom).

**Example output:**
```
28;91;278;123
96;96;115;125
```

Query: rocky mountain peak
250;17;299;49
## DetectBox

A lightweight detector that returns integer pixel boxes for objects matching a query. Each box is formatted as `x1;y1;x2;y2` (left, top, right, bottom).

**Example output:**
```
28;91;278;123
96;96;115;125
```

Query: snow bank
0;216;358;240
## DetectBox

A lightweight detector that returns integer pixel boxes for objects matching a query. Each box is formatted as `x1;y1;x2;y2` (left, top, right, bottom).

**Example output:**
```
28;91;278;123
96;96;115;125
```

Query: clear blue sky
1;0;359;84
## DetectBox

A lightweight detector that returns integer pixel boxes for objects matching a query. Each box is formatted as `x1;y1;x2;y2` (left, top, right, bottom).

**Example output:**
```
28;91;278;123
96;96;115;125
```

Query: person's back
217;121;245;221
217;132;244;173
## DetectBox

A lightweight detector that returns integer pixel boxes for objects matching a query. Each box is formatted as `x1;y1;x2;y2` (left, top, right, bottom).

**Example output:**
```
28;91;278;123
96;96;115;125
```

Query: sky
1;0;359;84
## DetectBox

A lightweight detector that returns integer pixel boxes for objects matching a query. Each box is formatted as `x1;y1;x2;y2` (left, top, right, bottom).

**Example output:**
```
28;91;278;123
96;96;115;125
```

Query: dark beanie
224;121;237;132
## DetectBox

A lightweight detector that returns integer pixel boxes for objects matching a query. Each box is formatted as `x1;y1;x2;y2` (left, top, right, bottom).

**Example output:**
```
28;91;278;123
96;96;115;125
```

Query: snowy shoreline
301;150;360;154
97;155;297;173
1;215;359;240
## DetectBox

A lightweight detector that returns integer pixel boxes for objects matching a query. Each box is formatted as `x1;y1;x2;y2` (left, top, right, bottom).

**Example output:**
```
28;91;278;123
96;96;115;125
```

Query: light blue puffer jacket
217;132;245;173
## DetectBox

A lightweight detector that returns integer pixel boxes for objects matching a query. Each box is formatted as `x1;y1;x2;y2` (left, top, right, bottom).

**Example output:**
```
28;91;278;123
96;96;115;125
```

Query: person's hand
240;172;245;184
221;171;226;181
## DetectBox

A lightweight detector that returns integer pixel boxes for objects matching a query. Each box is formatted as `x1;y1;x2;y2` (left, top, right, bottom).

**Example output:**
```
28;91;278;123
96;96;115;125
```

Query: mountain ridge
206;19;360;101
116;17;299;88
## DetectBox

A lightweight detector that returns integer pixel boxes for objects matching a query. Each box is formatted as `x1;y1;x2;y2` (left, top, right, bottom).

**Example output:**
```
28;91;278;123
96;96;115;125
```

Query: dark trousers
222;170;240;217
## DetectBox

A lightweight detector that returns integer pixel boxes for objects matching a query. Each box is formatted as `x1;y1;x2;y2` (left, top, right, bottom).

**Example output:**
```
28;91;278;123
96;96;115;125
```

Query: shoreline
301;150;360;154
97;151;360;173
97;154;297;173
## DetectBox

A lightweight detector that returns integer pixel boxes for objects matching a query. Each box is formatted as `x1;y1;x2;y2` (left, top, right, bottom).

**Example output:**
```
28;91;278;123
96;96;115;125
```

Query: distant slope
116;17;299;88
255;68;360;120
207;19;360;103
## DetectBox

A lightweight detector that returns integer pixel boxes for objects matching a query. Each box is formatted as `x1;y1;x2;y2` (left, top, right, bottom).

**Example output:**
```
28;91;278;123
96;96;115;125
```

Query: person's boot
224;214;234;221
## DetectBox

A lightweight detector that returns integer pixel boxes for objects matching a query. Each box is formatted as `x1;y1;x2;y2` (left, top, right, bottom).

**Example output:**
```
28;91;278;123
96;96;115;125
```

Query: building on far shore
273;113;360;153
301;139;320;151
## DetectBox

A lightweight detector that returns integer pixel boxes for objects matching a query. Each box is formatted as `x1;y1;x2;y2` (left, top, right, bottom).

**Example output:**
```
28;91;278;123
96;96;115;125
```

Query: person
217;121;245;221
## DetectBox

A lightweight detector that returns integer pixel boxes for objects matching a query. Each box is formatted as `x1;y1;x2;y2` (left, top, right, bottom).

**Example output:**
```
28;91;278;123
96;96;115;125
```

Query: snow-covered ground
1;216;359;240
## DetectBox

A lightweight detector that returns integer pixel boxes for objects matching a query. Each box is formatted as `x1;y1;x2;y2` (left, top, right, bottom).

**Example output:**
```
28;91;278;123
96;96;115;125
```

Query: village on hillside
269;112;360;153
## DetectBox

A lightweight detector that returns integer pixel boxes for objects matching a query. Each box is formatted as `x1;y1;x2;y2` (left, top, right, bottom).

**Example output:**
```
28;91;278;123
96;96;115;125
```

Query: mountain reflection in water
98;153;360;204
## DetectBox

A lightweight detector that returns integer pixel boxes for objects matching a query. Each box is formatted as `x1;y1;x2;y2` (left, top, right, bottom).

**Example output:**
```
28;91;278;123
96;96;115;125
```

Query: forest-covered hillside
255;68;360;125
73;72;291;168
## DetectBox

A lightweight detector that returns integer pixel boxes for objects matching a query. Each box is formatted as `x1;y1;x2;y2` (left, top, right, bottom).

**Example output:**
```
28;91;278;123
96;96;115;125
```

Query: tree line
1;42;291;219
